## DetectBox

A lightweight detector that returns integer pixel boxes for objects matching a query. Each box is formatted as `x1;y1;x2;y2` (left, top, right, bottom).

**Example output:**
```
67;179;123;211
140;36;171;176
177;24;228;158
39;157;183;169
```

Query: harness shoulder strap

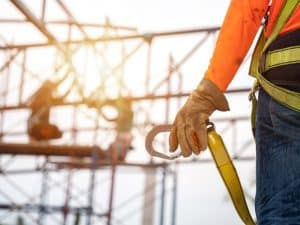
263;0;300;52
249;0;300;133
250;0;300;77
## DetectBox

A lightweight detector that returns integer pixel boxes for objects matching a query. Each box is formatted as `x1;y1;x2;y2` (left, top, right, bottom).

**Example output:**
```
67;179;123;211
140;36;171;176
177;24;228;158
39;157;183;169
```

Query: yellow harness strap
265;45;300;72
207;124;256;225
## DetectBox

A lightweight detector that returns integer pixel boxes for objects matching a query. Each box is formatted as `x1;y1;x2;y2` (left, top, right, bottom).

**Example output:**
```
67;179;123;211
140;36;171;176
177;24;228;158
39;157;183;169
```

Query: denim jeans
255;87;300;225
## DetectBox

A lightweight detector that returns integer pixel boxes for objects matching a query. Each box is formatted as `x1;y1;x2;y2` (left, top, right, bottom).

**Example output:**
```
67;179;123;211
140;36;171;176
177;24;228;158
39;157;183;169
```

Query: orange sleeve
204;0;269;92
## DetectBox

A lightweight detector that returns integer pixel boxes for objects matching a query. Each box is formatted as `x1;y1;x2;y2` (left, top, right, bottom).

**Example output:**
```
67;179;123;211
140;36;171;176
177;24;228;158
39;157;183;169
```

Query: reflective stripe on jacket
204;0;300;92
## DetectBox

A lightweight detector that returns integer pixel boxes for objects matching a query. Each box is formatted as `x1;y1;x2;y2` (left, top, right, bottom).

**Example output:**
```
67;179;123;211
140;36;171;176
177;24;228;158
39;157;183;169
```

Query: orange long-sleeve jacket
205;0;300;92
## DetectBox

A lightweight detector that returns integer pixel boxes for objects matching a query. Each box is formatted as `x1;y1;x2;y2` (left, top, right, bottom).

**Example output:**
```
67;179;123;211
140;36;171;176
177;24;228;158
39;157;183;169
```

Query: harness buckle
248;80;259;102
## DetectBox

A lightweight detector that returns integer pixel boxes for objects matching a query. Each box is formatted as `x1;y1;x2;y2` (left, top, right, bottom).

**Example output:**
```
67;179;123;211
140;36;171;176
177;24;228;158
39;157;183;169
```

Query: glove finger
185;127;201;155
186;117;206;153
178;126;192;157
194;123;208;151
169;126;178;152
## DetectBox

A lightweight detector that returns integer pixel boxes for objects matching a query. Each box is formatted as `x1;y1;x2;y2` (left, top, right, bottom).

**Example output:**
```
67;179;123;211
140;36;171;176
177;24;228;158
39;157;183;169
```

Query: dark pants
255;87;300;224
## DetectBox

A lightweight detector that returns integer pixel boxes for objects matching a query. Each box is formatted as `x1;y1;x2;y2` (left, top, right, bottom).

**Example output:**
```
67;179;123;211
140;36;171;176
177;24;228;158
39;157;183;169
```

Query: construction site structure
0;1;256;225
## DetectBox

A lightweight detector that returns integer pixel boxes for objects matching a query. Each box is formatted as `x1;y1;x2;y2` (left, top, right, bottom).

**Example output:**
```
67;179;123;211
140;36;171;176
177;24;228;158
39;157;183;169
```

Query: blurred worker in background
169;1;300;224
26;73;73;142
27;80;64;141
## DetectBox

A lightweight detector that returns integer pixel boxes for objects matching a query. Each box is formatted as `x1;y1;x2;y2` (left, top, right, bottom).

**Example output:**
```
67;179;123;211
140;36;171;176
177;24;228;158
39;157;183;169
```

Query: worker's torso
266;0;300;37
263;1;300;92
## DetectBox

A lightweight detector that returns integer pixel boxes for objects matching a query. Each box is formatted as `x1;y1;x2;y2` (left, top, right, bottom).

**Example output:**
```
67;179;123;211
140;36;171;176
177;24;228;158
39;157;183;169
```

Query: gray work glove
169;78;229;157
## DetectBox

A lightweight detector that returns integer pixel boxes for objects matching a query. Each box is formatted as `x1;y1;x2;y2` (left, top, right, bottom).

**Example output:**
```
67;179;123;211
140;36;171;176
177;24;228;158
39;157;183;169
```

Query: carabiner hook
145;124;182;160
145;121;215;160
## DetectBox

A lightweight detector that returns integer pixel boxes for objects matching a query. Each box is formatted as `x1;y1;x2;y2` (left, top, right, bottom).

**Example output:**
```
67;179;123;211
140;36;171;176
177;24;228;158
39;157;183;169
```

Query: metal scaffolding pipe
0;26;220;50
10;0;58;45
0;19;137;31
159;166;167;225
0;142;106;157
0;203;107;216
0;88;251;111
56;0;89;39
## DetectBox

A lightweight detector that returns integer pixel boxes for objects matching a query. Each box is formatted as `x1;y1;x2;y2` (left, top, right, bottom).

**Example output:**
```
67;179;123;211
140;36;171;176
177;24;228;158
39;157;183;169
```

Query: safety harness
249;0;300;134
146;1;300;225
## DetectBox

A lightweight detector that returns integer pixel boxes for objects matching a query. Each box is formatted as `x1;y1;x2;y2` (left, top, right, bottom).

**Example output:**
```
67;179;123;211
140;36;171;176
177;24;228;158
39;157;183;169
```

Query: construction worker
26;72;73;141
169;1;300;224
27;80;66;141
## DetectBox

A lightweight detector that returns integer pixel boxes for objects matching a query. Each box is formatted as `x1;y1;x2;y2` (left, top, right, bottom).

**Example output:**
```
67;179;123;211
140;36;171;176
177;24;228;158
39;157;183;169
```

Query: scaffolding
0;1;256;225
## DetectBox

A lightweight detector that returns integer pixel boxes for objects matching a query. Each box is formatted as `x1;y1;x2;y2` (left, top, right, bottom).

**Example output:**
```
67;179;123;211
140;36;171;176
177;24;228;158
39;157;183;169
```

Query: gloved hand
169;78;229;157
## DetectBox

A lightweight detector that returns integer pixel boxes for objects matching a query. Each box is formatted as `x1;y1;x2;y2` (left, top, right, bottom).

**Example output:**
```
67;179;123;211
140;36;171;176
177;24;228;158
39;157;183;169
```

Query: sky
0;1;258;225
